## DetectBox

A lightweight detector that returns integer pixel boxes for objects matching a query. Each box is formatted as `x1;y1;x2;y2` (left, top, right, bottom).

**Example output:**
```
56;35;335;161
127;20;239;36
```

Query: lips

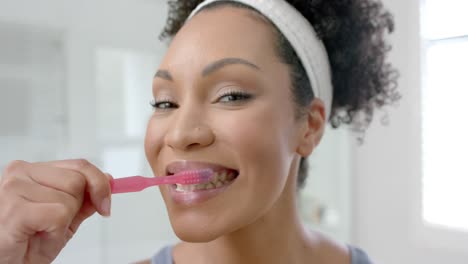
164;160;239;205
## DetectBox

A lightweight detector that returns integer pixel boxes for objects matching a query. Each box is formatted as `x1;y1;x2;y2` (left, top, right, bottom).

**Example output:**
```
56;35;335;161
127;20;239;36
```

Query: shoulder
145;245;174;264
308;232;373;264
349;246;374;264
304;232;350;263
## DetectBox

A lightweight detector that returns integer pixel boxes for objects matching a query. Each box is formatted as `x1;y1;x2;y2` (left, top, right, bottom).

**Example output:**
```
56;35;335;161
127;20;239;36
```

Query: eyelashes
150;91;254;111
149;99;177;110
216;90;253;103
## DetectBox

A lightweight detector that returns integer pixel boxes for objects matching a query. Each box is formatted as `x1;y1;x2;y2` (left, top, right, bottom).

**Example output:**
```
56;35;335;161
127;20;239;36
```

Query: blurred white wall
353;0;468;263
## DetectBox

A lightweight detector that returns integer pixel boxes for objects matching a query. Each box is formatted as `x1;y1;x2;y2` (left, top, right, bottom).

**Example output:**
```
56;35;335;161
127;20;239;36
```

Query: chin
171;220;224;243
167;207;245;243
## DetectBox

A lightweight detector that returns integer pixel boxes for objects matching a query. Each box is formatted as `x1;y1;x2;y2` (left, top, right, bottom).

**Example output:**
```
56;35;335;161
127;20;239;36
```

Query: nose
164;106;215;151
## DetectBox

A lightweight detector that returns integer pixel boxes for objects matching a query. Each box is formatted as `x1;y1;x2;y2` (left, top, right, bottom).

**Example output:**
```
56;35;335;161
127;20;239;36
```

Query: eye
150;99;178;110
217;91;253;103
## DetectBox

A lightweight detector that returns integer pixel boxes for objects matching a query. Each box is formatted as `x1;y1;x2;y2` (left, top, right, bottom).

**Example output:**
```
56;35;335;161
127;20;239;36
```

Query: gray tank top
151;245;373;264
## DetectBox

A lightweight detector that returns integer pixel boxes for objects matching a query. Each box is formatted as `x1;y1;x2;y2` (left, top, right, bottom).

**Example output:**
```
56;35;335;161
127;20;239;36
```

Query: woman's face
145;6;309;242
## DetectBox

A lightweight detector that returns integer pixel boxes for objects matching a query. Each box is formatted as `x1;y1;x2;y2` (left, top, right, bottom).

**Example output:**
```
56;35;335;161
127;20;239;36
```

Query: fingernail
105;173;114;179
101;197;111;217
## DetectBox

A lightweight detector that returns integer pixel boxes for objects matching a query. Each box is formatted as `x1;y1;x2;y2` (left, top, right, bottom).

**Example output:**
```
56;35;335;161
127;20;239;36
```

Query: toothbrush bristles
175;169;213;184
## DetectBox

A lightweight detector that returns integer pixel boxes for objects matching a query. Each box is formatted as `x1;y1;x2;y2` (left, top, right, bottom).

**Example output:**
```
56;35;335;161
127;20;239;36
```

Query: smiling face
144;6;313;242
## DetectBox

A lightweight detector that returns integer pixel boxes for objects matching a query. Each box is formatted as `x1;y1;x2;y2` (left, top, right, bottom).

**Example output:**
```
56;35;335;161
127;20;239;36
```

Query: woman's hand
0;159;112;264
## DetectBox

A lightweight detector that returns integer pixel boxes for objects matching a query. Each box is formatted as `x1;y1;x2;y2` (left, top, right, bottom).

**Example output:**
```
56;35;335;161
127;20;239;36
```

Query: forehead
162;6;279;69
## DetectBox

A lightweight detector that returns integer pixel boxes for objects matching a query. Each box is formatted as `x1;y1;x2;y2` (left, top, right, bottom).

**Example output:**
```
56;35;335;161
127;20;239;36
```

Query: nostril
186;143;201;149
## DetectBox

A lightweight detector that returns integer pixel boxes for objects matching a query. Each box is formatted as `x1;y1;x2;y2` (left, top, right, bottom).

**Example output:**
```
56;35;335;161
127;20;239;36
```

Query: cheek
209;102;297;231
214;102;294;187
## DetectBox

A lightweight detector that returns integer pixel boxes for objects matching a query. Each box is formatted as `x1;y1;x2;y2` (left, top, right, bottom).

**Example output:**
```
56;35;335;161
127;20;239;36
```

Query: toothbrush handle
110;176;155;194
110;169;213;194
110;176;184;194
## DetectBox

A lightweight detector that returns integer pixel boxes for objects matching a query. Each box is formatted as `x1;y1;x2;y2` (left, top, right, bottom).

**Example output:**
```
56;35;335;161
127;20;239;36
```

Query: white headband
188;0;333;119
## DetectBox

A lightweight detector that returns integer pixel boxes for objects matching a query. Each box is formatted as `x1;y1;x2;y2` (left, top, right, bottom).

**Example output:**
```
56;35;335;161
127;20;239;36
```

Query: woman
0;0;399;263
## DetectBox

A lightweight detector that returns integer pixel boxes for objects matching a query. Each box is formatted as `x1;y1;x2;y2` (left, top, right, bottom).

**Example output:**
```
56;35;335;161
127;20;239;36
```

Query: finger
23;163;86;202
68;195;96;236
68;173;114;234
1;160;31;182
105;173;114;180
21;204;72;262
1;196;72;240
1;176;80;215
37;159;111;217
2;160;86;203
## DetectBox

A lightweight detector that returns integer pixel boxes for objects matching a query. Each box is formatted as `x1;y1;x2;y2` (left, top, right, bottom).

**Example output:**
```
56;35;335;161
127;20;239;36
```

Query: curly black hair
159;0;400;188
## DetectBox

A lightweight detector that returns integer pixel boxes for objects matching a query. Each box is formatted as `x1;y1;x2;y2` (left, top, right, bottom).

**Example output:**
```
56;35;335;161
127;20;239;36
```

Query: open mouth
170;169;239;192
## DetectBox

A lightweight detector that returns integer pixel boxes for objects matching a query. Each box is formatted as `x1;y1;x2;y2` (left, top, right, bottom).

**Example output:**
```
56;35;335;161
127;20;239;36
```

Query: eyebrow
154;57;260;81
154;70;173;81
202;57;260;76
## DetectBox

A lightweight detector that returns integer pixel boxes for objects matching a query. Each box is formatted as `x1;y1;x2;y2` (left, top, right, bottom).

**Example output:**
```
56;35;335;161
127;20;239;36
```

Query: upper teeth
175;170;236;192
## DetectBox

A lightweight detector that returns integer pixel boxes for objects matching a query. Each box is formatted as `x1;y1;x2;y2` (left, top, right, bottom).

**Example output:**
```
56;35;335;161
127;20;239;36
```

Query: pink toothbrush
110;169;213;194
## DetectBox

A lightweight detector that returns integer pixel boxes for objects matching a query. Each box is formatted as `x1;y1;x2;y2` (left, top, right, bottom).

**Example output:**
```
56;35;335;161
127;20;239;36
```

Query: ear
296;99;326;157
